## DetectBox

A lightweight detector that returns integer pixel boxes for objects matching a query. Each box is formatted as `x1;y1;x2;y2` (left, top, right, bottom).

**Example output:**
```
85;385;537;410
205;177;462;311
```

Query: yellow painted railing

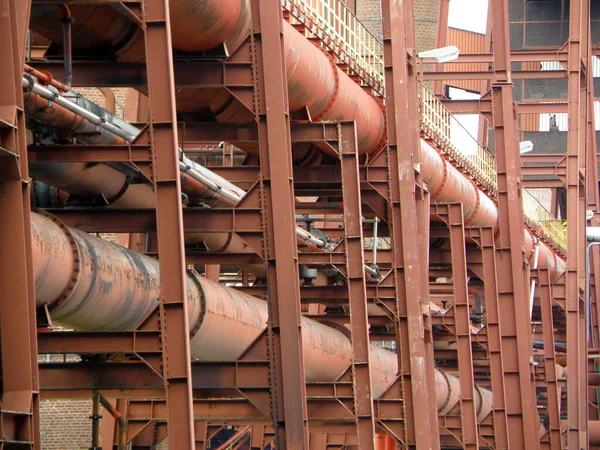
419;85;566;252
522;189;567;253
420;85;498;193
282;0;385;95
284;3;567;252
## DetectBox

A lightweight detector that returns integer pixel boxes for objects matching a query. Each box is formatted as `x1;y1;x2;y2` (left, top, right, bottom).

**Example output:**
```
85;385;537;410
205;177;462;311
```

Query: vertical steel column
489;0;539;447
536;269;562;450
433;0;450;96
0;0;40;447
380;0;438;446
142;0;195;448
339;121;376;448
194;423;208;448
250;426;266;450
448;204;479;449
565;0;588;446
309;433;327;450
421;192;440;450
250;0;308;447
476;227;509;448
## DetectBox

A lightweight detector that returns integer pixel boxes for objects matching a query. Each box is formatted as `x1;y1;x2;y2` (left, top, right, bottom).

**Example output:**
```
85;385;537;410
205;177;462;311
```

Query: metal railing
419;85;567;252
522;189;567;253
281;4;568;252
420;85;498;193
282;0;385;95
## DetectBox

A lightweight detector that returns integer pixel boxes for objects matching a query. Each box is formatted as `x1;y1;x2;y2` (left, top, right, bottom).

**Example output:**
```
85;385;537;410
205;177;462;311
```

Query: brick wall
40;399;92;450
357;0;438;52
39;398;170;449
75;87;128;118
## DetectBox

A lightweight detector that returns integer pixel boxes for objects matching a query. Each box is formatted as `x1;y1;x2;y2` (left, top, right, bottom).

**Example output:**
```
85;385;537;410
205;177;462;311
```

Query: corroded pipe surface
30;211;490;417
30;2;386;155
32;212;200;331
420;139;565;281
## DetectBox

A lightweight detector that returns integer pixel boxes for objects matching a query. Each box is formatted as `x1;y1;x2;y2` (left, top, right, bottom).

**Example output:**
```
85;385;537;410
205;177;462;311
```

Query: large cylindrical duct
420;140;566;281
29;2;386;155
26;81;566;281
31;210;491;418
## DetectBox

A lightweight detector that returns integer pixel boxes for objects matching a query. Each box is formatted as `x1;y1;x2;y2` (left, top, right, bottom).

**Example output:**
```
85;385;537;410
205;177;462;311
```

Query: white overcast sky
448;0;488;34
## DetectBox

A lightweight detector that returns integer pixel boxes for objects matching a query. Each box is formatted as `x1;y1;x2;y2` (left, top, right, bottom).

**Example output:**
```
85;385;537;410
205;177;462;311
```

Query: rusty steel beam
441;99;569;115
432;0;450;96
381;0;438;446
489;0;540;447
564;0;588;447
470;227;509;447
38;330;161;354
339;121;376;448
420;49;576;64
446;204;479;449
143;0;195;448
536;269;562;449
47;207;262;235
251;0;309;446
522;179;565;189
0;0;40;447
423;70;566;81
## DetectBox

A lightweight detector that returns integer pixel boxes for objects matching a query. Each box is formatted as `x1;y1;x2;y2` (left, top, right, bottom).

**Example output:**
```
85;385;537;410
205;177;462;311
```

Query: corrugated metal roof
443;27;486;93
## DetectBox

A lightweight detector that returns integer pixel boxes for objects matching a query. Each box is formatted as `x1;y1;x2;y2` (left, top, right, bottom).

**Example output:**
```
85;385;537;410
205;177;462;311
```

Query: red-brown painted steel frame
142;0;195;447
470;227;510;448
489;0;540;447
251;0;309;446
536;269;562;449
447;204;479;449
565;0;588;447
380;0;438;446
339;121;376;448
8;0;594;447
432;0;450;96
0;0;40;447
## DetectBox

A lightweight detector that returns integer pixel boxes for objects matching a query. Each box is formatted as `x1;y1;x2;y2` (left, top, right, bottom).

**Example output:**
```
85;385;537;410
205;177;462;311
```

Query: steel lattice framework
0;0;596;449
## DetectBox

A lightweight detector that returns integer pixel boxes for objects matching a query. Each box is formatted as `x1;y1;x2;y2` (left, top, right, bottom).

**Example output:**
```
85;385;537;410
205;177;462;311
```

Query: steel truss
0;0;595;448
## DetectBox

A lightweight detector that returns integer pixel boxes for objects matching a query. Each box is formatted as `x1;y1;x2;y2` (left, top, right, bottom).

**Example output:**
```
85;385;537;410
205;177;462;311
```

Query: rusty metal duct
29;1;386;154
420;140;566;281
31;210;492;419
24;76;565;280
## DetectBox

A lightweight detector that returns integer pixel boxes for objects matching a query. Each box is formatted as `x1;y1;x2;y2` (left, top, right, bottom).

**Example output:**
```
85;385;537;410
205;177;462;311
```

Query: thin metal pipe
22;77;136;141
97;392;126;450
59;4;73;89
24;64;70;93
586;242;600;342
90;391;101;450
529;239;540;320
372;216;379;268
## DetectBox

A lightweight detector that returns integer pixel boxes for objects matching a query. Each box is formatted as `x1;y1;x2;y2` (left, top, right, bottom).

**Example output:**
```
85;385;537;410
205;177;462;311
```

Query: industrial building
0;0;597;448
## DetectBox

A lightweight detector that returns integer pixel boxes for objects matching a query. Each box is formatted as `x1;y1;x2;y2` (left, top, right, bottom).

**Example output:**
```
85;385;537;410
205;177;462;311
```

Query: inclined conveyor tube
421;140;566;281
31;210;492;421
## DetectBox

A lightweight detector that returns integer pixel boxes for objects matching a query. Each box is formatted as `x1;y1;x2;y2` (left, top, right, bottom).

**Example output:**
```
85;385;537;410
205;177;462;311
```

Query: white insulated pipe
24;74;333;252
